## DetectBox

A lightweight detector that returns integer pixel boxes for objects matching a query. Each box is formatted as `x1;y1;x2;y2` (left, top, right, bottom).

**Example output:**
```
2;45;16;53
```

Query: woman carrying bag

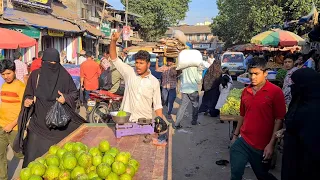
13;48;86;167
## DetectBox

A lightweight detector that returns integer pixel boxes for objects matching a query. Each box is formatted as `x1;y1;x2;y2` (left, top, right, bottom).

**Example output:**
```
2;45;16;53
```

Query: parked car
220;52;246;76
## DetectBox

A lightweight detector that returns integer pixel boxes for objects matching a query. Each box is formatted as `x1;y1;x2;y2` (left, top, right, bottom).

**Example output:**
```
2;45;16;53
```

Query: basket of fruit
110;111;131;124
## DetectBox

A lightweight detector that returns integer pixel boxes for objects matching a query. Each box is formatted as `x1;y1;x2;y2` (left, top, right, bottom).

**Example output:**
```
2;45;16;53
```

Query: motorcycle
86;90;123;123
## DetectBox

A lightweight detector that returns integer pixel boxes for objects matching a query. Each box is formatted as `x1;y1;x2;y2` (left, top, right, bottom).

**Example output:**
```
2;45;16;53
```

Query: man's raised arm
109;32;134;80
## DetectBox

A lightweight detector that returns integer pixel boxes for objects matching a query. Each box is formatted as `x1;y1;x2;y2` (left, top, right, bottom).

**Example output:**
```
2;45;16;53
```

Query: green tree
121;0;190;41
212;0;319;47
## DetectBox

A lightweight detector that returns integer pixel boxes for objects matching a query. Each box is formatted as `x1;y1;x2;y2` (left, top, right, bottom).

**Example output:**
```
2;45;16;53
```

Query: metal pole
125;0;128;48
97;1;107;57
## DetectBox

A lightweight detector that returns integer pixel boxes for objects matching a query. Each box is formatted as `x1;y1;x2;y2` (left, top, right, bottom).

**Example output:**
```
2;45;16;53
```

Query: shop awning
0;19;26;25
3;8;81;32
50;3;104;37
99;39;110;45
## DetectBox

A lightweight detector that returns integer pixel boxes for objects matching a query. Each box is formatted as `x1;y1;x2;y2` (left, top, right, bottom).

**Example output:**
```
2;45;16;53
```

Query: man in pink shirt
13;52;28;84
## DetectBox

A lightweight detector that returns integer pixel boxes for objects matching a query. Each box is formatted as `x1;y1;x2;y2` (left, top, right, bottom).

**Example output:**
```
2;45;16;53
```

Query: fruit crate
54;123;172;180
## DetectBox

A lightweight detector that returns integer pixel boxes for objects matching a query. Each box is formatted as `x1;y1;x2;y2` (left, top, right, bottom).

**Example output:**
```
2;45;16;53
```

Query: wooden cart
56;123;172;180
220;115;241;140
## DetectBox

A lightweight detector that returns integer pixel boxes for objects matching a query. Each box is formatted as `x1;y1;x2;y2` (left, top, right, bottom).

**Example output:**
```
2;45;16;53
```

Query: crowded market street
7;83;281;180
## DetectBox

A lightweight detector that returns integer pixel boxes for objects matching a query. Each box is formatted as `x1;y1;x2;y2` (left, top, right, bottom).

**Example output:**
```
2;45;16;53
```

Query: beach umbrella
251;29;305;47
0;28;36;49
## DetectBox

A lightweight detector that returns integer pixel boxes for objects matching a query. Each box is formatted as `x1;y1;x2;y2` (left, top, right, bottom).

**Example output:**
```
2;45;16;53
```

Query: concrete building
165;25;219;52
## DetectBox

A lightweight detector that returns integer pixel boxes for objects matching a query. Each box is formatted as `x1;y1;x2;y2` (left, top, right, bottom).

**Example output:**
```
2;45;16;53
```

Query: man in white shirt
78;50;87;65
13;52;28;84
109;32;163;122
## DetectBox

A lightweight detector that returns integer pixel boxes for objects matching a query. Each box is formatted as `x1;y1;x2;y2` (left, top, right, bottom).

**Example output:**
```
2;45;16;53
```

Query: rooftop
165;25;212;35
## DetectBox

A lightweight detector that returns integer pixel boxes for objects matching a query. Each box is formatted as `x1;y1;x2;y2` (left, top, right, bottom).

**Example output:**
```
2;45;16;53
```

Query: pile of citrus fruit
20;140;139;180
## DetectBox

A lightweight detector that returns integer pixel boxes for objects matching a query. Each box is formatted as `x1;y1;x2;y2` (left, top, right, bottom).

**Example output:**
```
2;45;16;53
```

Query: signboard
101;22;111;37
123;26;131;41
0;25;40;38
193;43;211;49
48;29;64;37
12;0;52;9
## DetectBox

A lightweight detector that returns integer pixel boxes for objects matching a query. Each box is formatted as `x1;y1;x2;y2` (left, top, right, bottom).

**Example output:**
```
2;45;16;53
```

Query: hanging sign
101;22;111;37
12;0;53;9
123;26;131;41
48;29;64;37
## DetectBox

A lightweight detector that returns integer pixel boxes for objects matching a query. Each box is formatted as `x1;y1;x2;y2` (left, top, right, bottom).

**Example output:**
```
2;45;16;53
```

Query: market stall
18;123;172;180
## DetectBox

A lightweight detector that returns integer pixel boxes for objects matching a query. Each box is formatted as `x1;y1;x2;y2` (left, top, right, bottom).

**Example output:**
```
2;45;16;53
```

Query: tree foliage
121;0;190;41
212;0;320;47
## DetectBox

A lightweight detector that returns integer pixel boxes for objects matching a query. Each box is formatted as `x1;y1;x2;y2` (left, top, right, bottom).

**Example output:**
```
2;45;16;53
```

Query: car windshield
222;54;244;63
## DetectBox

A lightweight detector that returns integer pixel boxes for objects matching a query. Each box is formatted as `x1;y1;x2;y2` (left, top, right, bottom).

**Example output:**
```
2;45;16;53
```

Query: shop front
41;29;83;64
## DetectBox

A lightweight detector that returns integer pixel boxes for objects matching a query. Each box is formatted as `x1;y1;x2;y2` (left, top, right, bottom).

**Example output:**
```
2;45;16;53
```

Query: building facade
165;25;218;52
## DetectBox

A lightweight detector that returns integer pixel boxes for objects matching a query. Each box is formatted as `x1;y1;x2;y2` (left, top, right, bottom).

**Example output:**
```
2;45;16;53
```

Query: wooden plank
220;115;241;122
53;123;170;179
167;127;173;180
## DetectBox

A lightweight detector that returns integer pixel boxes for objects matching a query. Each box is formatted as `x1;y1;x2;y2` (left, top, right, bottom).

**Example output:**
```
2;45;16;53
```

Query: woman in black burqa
14;48;86;167
199;59;222;117
281;68;320;180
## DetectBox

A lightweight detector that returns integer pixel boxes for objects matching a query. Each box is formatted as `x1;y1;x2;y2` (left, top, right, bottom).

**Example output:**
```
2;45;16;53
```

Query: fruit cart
55;123;172;180
220;115;241;140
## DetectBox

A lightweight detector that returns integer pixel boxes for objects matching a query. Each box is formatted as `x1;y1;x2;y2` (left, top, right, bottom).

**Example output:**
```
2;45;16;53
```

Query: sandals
216;160;229;166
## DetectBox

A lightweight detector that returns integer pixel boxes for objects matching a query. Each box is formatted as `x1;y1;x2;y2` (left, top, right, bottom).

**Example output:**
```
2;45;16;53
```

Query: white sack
176;49;203;70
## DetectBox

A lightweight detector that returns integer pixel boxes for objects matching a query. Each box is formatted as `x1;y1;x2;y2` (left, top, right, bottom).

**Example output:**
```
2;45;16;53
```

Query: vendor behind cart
109;31;163;122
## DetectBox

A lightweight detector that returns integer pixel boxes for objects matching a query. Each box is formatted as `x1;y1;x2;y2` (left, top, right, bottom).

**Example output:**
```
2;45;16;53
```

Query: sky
107;0;218;25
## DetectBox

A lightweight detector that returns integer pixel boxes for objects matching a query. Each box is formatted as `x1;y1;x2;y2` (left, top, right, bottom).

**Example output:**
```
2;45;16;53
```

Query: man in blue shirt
174;66;202;129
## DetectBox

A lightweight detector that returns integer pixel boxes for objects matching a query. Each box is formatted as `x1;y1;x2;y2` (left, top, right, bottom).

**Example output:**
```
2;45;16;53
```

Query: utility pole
97;1;107;58
125;0;128;48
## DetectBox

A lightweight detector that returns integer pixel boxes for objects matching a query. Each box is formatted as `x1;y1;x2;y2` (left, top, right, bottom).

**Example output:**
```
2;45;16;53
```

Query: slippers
216;160;229;166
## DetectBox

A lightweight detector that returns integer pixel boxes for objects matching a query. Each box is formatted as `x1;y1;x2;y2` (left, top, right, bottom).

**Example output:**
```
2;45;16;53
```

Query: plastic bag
172;30;187;44
176;49;203;70
46;101;71;129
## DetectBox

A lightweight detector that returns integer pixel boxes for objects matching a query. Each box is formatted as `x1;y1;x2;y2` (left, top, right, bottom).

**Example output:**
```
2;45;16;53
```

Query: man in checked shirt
156;57;178;119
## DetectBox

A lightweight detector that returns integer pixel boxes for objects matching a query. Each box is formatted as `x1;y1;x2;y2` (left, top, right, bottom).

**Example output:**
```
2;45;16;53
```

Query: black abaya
281;68;320;180
18;49;86;167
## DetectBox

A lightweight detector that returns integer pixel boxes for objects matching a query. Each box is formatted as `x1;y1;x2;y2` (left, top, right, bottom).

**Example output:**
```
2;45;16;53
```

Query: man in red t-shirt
230;57;286;180
30;51;43;72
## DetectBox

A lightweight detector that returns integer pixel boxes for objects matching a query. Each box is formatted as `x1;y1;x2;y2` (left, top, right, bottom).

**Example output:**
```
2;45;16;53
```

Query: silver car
220;52;246;76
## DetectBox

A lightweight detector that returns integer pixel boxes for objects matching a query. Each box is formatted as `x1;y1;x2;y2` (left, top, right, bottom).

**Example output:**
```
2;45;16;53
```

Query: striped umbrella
251;29;306;47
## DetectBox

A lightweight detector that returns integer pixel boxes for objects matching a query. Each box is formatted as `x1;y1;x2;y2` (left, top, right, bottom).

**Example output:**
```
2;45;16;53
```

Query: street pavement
8;81;282;180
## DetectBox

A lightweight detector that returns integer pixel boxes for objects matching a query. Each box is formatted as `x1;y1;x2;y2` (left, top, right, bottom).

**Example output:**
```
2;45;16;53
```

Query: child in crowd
215;67;233;117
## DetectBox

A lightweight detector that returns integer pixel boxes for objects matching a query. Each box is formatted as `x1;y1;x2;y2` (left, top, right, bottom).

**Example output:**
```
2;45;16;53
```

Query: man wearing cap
78;50;87;65
80;51;101;101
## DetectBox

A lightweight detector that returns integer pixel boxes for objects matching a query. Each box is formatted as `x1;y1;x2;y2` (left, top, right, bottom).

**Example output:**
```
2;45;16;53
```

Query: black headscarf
203;59;222;91
290;68;320;100
35;48;69;101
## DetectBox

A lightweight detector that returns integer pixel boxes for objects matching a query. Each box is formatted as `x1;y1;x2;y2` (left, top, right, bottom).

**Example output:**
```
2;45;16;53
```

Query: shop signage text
0;25;40;38
193;43;211;49
12;0;52;9
101;22;111;37
48;30;64;37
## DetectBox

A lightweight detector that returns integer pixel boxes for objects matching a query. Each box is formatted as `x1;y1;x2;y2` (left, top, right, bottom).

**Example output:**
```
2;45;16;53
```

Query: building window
188;35;192;41
81;8;87;19
197;34;200;41
204;35;208;41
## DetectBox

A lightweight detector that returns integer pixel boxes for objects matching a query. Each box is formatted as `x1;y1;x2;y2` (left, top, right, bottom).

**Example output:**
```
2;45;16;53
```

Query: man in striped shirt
0;59;25;180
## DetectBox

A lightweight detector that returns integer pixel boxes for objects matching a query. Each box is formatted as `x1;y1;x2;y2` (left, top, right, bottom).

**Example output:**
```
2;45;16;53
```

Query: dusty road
8;82;282;180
